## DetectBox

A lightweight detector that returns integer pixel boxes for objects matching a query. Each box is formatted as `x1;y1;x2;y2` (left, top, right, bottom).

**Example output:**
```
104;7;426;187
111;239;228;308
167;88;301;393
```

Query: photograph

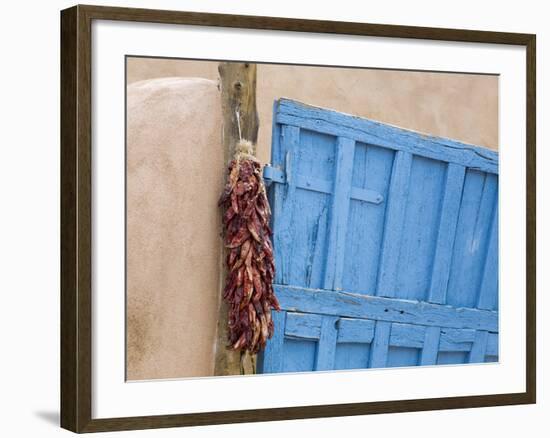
125;57;499;381
56;3;537;433
1;0;543;436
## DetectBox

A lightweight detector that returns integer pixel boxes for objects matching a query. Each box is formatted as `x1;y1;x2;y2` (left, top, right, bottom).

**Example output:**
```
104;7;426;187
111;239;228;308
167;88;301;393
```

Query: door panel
260;99;499;374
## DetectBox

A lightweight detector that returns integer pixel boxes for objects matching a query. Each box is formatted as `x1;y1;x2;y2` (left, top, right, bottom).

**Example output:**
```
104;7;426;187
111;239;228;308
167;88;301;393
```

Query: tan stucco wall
126;58;498;380
127;58;499;163
126;77;224;380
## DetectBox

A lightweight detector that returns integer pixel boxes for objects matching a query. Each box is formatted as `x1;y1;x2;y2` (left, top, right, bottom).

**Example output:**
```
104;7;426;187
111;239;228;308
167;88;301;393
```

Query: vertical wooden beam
214;63;259;376
219;62;259;160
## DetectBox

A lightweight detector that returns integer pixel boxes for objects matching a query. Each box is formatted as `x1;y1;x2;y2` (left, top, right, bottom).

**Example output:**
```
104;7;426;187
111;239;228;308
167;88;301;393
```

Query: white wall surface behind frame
92;18;526;419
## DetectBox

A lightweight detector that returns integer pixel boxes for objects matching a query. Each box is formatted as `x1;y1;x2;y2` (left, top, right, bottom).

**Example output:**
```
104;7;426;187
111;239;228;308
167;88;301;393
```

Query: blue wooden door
259;99;498;373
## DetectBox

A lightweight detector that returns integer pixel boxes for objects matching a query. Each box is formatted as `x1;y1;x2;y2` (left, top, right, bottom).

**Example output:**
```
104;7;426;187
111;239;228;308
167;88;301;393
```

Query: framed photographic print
60;4;536;433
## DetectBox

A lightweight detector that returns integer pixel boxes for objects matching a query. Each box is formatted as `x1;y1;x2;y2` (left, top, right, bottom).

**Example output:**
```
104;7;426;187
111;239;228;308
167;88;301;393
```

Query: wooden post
214;62;259;376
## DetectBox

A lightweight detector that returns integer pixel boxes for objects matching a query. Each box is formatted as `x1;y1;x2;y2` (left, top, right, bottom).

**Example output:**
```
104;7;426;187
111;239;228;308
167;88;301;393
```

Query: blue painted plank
270;99;283;165
285;312;322;340
284;313;376;344
283;338;317;372
370;321;392;368
486;332;498;357
376;151;412;297
439;328;476;351
272;125;300;285
469;330;489;363
274;284;498;331
390;323;425;348
343;143;395;294
277;99;499;163
337;318;375;343
420;326;441;365
293;175;331;194
324;137;356;291
335;343;371;370
289;190;330;289
268;174;383;204
261;311;287;373
387;346;420;368
469;176;498;283
350;187;384;204
395;156;447;301
437;351;468;365
478;203;499;310
263;165;285;184
439;328;495;356
315;316;339;371
439;343;472;352
296;129;337;180
286;130;336;289
276;99;499;174
429;164;466;304
447;171;498;308
273;128;334;289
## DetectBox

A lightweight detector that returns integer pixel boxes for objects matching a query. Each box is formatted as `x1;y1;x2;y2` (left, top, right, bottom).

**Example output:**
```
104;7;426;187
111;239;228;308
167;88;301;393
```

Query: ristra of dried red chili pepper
219;140;280;353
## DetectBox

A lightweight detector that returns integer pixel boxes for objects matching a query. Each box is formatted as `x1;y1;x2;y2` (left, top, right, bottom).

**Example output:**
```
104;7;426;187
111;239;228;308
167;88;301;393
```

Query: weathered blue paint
478;206;499;310
260;99;499;373
428;163;467;304
315;316;339;370
469;330;489;363
370;321;392;368
274;285;498;332
275;99;498;173
376;151;412;298
260;310;286;373
420;327;441;365
324;137;355;291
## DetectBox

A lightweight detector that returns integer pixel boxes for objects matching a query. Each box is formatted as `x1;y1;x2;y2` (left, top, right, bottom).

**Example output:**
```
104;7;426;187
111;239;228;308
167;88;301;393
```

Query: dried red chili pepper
219;140;280;353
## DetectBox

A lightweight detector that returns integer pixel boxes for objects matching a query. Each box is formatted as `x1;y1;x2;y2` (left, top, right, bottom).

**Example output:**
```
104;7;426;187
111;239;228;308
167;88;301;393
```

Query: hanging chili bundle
218;140;280;353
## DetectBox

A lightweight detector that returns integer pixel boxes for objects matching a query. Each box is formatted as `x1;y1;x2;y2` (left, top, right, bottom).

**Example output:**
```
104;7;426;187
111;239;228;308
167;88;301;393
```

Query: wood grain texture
469;330;489;363
428;164;466;303
214;62;259;376
276;99;499;173
272;125;301;286
274;285;498;331
61;5;93;433
219;62;259;156
323;137;355;291
525;34;536;404
60;4;535;432
477;206;499;310
376;150;412;297
260;311;286;373
60;6;78;431
315;316;339;370
261;99;500;373
420;327;441;365
369;321;391;368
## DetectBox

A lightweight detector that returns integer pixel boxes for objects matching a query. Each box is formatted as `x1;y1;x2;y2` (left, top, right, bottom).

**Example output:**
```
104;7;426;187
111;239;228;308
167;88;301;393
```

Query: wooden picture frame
61;4;536;433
